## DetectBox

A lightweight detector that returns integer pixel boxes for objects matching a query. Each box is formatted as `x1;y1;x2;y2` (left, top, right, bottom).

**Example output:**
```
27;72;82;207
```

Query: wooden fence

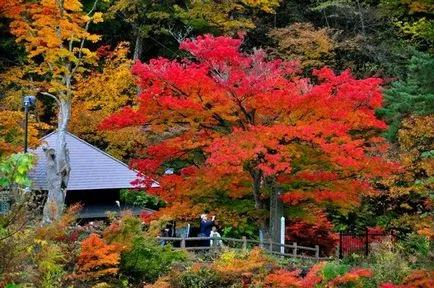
157;236;328;260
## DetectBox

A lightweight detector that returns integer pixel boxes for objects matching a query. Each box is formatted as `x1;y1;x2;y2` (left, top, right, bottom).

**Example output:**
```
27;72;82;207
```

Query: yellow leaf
87;34;101;43
92;12;104;23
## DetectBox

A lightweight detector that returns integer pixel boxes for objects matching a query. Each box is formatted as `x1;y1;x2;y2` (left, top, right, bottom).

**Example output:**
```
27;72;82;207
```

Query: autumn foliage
263;262;373;287
0;0;102;94
102;35;398;227
285;213;338;256
380;270;434;288
71;233;121;280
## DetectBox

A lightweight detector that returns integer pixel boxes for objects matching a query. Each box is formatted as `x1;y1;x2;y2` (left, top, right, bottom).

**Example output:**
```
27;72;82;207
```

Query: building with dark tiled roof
29;131;156;218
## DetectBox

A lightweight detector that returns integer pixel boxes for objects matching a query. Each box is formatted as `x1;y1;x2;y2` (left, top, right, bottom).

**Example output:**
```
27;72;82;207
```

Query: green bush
176;267;219;288
398;233;433;268
399;233;431;257
120;236;186;284
120;189;165;210
321;261;350;281
37;244;66;288
364;238;411;287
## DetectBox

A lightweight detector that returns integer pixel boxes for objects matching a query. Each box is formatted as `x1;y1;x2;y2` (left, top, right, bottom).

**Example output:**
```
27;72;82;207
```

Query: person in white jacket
210;226;223;247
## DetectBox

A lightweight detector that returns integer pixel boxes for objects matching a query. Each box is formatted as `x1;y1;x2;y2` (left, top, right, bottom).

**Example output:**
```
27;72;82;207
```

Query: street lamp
23;95;36;153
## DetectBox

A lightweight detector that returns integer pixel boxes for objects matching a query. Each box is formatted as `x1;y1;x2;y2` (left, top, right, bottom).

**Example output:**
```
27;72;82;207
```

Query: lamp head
23;95;36;107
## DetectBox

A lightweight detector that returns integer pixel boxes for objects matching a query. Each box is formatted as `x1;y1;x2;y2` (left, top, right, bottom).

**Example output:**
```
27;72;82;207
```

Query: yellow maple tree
1;0;104;222
69;42;151;160
378;115;434;236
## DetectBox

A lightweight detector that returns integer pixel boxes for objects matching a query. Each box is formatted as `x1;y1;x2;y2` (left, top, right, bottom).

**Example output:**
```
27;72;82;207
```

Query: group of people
158;213;223;247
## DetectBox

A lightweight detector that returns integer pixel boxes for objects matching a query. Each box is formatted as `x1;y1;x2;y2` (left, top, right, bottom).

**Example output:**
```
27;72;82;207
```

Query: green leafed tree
377;50;434;140
380;0;434;51
0;153;34;197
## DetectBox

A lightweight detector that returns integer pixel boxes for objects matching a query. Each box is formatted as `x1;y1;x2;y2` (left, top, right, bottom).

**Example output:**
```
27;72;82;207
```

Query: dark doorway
65;189;119;206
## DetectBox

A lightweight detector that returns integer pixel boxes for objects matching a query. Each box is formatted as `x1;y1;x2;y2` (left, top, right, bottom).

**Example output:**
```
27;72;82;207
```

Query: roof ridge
65;132;134;171
39;130;57;141
40;130;135;171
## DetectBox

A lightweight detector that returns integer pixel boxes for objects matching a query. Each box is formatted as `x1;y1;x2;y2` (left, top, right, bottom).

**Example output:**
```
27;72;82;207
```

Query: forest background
0;0;433;286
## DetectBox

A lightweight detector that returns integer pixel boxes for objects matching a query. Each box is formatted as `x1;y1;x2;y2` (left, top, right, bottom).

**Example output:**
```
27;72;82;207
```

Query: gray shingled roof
29;131;145;191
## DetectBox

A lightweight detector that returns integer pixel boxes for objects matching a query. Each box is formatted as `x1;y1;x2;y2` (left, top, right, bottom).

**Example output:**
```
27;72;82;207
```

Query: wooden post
339;231;343;259
242;236;247;251
292;242;297;257
269;239;273;251
315;245;320;259
181;236;186;249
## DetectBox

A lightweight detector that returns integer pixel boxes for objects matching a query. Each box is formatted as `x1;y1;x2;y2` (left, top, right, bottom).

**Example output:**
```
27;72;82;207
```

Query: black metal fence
338;229;393;258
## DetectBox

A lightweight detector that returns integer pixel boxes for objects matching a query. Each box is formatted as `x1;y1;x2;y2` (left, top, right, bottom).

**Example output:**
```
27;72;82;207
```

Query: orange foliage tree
264;262;372;288
1;0;103;222
69;43;151;161
102;35;398;238
71;233;121;280
0;66;50;156
269;22;337;70
0;110;42;156
376;115;434;235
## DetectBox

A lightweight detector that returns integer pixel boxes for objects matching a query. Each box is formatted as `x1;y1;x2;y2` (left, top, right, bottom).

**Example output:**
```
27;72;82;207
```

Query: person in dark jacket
198;214;215;246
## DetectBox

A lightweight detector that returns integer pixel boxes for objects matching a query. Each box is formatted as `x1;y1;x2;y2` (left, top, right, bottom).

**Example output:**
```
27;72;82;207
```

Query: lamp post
23;95;36;153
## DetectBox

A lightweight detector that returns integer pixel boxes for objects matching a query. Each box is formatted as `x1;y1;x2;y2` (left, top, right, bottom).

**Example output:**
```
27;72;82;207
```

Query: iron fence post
365;228;369;257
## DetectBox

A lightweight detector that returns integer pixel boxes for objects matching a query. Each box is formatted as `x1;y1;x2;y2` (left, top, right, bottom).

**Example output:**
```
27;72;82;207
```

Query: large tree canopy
105;35;399;229
103;36;400;228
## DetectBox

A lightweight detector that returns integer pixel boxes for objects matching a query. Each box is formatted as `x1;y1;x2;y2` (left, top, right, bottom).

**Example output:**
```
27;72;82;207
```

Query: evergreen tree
377;51;434;140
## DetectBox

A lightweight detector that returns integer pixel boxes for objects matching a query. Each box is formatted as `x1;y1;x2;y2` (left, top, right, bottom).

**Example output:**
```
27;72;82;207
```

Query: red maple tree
102;35;398;232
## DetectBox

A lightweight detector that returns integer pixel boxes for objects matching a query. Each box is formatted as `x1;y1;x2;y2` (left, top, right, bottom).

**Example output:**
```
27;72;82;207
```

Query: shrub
177;267;219;288
120;189;165;210
398;233;432;260
264;262;325;287
120;236;186;284
365;237;411;286
380;269;434;288
71;233;121;280
34;243;66;287
400;269;434;287
321;261;350;281
212;248;276;286
285;215;338;256
263;261;372;287
328;268;373;287
143;277;172;288
103;211;143;247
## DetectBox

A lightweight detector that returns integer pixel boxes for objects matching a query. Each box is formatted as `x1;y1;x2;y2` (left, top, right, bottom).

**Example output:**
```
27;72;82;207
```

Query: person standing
198;214;215;246
210;226;223;247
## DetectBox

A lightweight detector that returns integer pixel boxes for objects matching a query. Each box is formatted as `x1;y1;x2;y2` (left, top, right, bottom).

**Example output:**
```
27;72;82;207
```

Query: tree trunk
42;98;71;224
269;182;284;251
356;0;366;35
133;34;144;95
250;170;284;245
250;169;270;239
133;34;143;61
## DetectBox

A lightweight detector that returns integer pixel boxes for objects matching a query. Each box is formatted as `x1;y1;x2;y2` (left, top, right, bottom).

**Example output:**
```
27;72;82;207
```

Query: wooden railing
157;236;328;260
